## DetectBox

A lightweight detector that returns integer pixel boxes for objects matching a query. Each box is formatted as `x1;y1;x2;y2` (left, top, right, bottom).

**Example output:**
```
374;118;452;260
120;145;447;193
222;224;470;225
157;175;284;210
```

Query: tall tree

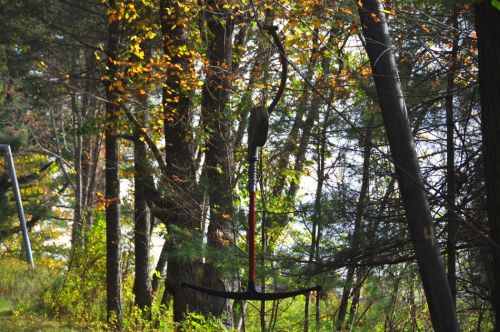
103;0;122;326
133;129;152;310
200;0;235;319
159;0;200;322
475;1;500;328
336;114;374;331
128;1;154;312
356;0;459;330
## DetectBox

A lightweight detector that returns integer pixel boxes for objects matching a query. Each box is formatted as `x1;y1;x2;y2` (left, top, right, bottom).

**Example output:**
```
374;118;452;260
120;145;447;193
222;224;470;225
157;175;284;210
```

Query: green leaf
492;0;500;10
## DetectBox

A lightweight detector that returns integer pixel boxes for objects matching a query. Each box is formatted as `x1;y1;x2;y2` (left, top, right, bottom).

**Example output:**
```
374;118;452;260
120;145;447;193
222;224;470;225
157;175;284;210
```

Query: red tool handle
248;191;257;282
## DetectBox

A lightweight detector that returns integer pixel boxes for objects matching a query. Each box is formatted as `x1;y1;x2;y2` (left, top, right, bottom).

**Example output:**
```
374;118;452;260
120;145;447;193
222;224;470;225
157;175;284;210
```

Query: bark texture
104;0;122;325
159;0;200;321
200;0;235;319
357;0;459;330
133;133;152;310
475;2;500;329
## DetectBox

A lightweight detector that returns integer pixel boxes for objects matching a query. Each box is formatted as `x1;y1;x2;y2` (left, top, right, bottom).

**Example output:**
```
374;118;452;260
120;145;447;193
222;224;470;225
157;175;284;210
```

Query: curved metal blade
181;281;321;301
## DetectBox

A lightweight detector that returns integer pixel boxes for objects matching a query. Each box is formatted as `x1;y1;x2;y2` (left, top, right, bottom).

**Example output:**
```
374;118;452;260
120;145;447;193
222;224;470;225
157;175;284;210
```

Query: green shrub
40;214;107;329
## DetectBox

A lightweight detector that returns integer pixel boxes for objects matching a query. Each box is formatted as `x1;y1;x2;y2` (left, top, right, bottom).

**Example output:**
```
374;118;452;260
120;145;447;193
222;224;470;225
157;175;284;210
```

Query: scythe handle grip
248;157;257;282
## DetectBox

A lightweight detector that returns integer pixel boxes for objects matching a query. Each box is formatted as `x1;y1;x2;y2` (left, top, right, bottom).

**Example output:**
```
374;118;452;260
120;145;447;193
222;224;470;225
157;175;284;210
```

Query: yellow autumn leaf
381;9;395;15
361;66;372;76
145;31;156;39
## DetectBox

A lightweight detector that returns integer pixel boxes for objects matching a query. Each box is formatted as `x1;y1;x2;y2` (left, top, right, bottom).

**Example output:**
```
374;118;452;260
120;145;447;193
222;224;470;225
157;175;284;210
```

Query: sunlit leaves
492;0;500;10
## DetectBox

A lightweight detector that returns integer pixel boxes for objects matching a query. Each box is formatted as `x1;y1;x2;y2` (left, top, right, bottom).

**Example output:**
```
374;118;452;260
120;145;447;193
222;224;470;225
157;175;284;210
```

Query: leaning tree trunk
475;2;500;329
104;0;122;326
356;1;459;331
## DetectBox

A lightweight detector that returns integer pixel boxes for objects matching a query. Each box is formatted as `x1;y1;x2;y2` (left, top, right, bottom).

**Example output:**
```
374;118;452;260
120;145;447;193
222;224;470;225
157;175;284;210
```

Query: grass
0;257;82;331
0;298;14;315
0;314;80;331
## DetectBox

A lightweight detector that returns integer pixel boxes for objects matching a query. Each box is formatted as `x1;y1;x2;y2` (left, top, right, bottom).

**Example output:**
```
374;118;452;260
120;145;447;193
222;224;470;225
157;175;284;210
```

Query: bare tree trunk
80;50;100;226
232;299;246;332
304;293;310;332
475;2;500;329
83;134;104;231
336;267;354;331
71;93;83;247
357;1;459;330
133;132;152;310
104;0;122;325
152;238;169;294
310;115;327;332
315;291;321;331
269;298;279;331
345;267;367;331
408;269;417;331
336;115;374;331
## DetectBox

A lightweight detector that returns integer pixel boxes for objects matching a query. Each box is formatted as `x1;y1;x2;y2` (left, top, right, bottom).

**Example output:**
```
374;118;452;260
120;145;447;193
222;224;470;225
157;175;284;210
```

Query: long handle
248;156;257;283
4;145;34;267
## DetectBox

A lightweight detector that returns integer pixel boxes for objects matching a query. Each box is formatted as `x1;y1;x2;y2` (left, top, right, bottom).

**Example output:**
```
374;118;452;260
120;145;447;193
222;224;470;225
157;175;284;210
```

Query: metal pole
1;144;34;267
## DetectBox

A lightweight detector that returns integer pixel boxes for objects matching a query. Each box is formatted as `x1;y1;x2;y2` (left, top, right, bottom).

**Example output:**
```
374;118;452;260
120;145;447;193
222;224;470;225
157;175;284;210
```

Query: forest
1;0;499;331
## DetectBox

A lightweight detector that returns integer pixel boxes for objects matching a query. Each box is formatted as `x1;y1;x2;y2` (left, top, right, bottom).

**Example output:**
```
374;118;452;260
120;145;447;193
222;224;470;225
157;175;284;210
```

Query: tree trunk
304;292;310;332
357;1;459;330
408;269;417;331
82;134;104;232
336;267;354;331
159;0;200;321
130;13;154;311
133;132;152;310
475;2;500;329
336;115;373;331
163;254;200;322
71;92;83;247
104;0;122;325
345;267;366;331
200;0;235;320
152;238;169;294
